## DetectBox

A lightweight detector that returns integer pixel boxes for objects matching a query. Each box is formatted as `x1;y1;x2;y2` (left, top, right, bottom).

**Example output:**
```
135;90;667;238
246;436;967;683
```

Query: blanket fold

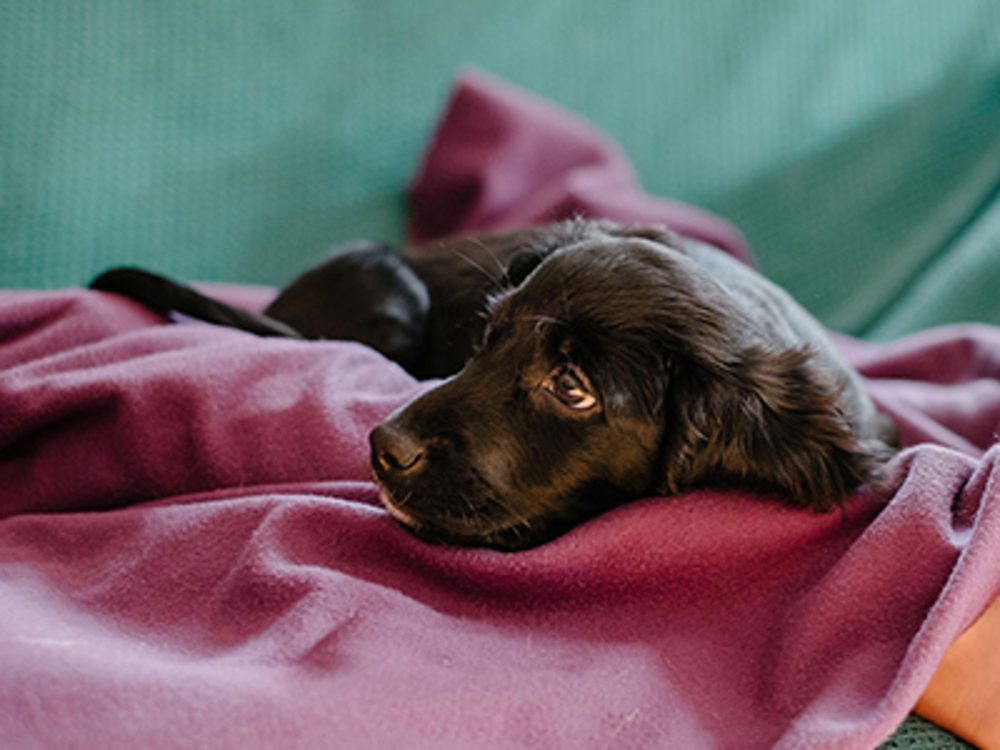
2;71;999;749
408;69;752;265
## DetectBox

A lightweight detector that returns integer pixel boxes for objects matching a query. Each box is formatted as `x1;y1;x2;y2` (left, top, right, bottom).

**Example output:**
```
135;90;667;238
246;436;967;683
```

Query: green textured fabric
2;0;999;341
2;2;998;745
877;715;974;750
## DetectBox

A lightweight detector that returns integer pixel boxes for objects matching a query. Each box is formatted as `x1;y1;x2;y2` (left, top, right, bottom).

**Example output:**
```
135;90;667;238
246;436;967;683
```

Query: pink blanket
2;70;999;749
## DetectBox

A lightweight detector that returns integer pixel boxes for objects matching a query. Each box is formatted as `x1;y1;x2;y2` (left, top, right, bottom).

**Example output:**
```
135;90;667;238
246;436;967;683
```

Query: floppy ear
504;249;550;287
655;343;884;510
597;221;684;250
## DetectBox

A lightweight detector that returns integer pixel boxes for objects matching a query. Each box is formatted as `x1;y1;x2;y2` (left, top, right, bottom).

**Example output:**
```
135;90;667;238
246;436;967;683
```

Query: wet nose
370;422;426;478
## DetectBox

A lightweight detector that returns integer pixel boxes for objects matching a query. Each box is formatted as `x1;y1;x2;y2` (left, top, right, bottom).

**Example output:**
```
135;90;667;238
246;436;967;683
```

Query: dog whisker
452;247;502;285
466;237;507;280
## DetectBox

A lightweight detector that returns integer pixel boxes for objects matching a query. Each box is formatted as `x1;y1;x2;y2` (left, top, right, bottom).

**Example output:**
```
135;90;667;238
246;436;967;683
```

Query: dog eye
545;364;597;410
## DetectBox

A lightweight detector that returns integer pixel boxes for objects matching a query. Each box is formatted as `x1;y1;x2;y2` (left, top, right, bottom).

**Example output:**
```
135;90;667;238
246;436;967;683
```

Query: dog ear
597;221;684;250
504;249;550;288
655;343;883;510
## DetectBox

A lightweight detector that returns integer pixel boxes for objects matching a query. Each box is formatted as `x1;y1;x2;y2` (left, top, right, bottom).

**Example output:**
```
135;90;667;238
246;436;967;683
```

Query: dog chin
376;485;546;551
378;487;418;528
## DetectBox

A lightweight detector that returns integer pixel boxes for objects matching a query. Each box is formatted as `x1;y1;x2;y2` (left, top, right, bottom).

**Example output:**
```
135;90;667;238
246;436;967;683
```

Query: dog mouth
376;485;419;528
373;477;546;550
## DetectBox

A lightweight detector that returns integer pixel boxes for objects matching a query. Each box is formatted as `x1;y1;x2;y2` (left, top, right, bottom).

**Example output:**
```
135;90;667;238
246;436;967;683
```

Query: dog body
91;220;896;550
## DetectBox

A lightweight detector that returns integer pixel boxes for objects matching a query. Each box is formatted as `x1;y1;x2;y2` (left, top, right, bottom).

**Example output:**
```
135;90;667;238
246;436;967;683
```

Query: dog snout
370;422;426;478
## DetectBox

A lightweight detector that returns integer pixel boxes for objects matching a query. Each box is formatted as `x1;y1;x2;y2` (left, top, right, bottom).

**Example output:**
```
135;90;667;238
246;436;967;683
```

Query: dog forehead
543;238;679;286
500;238;679;319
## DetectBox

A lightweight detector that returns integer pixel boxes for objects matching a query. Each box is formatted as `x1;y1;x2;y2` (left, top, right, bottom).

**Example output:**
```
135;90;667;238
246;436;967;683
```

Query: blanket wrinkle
0;290;166;371
0;302;423;519
837;326;1000;455
2;71;1000;750
846;324;1000;386
410;68;752;266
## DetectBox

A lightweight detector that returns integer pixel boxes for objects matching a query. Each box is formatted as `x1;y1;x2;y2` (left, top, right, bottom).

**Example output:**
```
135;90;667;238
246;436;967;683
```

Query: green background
2;1;1000;342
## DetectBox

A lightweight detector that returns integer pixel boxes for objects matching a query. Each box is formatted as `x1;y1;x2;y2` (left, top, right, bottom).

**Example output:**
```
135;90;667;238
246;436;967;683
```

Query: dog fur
90;220;897;550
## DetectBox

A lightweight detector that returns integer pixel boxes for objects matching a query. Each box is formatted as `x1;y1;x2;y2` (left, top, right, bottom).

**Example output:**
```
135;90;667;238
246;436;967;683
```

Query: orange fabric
916;594;1000;749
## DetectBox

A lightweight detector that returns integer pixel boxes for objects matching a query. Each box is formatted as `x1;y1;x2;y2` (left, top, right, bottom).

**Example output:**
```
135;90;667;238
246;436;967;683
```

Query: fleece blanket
2;71;999;750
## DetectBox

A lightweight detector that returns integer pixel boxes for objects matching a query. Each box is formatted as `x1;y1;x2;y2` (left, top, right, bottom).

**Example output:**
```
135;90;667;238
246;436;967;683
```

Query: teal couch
3;1;999;341
3;2;998;746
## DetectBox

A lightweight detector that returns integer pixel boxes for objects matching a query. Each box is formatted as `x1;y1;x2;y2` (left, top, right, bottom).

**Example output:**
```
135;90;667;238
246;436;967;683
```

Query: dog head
371;222;884;550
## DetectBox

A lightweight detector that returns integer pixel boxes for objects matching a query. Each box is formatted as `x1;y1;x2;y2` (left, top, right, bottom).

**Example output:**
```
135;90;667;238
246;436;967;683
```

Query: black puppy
91;220;897;550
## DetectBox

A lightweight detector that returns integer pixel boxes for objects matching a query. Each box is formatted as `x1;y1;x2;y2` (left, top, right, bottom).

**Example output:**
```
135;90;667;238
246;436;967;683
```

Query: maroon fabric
409;69;752;265
2;73;999;750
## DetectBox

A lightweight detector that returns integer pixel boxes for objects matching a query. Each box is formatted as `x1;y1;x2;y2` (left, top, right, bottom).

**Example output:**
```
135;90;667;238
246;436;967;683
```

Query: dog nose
370;423;426;477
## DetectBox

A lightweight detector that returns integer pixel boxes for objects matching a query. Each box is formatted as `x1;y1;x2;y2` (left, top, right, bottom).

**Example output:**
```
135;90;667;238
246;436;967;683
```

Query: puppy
91;220;897;550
